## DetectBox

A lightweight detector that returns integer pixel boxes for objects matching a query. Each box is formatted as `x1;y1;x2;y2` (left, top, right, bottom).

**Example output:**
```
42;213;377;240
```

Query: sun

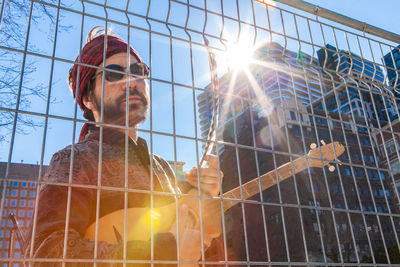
223;41;255;72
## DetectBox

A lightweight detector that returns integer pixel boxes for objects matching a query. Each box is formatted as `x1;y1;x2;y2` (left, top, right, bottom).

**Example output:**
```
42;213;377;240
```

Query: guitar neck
221;157;308;211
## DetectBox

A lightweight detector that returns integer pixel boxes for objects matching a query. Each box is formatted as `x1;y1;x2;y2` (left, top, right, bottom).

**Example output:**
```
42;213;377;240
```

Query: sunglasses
91;62;149;82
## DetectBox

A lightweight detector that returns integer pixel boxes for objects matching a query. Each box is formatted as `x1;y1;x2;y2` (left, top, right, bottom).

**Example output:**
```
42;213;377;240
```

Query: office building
317;44;397;122
383;45;400;96
199;43;400;263
0;162;46;261
197;42;325;141
217;100;399;263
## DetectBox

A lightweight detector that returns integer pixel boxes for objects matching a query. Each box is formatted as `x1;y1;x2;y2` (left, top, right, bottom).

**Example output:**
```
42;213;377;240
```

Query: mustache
117;89;148;105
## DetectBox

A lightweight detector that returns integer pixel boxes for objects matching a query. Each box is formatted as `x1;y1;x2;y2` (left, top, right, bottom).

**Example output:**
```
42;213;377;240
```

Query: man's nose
116;76;146;91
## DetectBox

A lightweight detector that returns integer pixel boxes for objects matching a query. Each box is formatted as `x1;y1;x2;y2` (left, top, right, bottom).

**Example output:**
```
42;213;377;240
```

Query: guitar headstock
307;140;345;170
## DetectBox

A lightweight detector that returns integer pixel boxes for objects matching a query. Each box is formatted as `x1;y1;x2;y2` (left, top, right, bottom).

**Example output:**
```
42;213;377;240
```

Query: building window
290;111;296;120
19;200;25;207
367;169;373;179
306;183;311;192
373;188;378;197
313;222;319;232
11;190;17;197
31;183;36;188
19;210;24;217
22;182;27;188
380;171;386;180
30;191;35;198
29;201;34;207
369;155;374;163
345;167;351;176
377;205;383;212
10;200;16;207
362;204;367;211
383;205;389;212
379;189;384;197
0;230;3;238
390;160;400;174
28;211;33;217
293;127;300;137
13;181;19;187
333;184;339;193
309;201;315;214
376;155;381;164
21;190;27;197
363;187;369;196
313;183;319;193
364;137;370;146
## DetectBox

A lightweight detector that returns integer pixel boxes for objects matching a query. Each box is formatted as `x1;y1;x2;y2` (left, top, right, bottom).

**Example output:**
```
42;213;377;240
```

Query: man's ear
82;94;96;111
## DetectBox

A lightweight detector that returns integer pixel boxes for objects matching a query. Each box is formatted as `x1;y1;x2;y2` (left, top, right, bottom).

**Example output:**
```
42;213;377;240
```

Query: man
26;27;223;266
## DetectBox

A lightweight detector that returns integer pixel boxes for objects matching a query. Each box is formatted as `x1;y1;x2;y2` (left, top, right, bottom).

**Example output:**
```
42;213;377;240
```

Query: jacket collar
84;125;147;149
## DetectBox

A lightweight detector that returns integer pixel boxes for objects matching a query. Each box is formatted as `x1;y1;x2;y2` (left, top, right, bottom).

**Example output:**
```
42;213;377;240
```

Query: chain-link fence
0;0;400;265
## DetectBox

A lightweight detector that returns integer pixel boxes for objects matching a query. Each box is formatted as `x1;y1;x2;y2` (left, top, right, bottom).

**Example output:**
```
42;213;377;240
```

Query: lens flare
256;0;277;7
224;41;255;71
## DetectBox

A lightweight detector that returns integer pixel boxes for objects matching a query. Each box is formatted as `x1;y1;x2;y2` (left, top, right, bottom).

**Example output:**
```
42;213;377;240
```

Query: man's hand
184;154;224;197
170;204;211;265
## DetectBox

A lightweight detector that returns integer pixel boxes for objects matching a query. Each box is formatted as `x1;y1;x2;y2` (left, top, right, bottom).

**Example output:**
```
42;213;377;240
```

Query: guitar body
85;141;344;245
84;188;223;244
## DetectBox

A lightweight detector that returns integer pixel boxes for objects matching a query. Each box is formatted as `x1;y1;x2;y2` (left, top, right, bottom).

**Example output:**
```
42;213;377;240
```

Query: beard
92;89;149;127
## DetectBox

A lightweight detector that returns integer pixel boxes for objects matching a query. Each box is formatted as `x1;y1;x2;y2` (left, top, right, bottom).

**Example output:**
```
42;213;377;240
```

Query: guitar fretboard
221;157;308;211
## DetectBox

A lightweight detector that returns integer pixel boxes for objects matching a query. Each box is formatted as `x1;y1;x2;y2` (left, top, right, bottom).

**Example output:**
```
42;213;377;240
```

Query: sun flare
256;0;277;7
223;41;255;72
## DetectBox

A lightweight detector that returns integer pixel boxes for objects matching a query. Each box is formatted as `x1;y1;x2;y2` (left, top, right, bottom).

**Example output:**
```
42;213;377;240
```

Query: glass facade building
316;44;397;122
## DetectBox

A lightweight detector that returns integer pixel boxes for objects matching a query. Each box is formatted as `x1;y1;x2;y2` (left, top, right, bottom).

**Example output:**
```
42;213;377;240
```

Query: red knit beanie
69;30;143;141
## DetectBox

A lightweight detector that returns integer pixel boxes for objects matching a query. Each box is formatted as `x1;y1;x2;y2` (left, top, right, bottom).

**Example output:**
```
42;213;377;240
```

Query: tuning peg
320;140;326;146
310;143;317;149
328;164;335;172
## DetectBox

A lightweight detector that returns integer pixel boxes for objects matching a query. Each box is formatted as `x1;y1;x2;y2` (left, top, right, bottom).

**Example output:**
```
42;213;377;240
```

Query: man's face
86;52;150;127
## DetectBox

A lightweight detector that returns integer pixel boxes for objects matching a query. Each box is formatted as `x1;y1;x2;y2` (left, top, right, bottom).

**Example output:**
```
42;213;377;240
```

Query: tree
0;0;71;143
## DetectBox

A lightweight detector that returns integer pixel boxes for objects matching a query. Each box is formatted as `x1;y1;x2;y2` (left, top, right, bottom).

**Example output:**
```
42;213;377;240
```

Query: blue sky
306;0;400;37
1;0;399;172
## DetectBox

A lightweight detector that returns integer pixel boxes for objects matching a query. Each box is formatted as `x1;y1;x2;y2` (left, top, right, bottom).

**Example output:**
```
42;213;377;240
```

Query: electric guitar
84;141;345;244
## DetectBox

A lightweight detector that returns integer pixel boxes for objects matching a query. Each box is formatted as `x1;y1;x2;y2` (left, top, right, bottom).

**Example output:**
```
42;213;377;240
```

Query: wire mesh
0;0;399;266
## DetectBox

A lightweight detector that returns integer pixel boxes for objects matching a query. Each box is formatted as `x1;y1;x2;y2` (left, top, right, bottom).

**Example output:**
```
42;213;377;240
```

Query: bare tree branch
0;0;70;142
